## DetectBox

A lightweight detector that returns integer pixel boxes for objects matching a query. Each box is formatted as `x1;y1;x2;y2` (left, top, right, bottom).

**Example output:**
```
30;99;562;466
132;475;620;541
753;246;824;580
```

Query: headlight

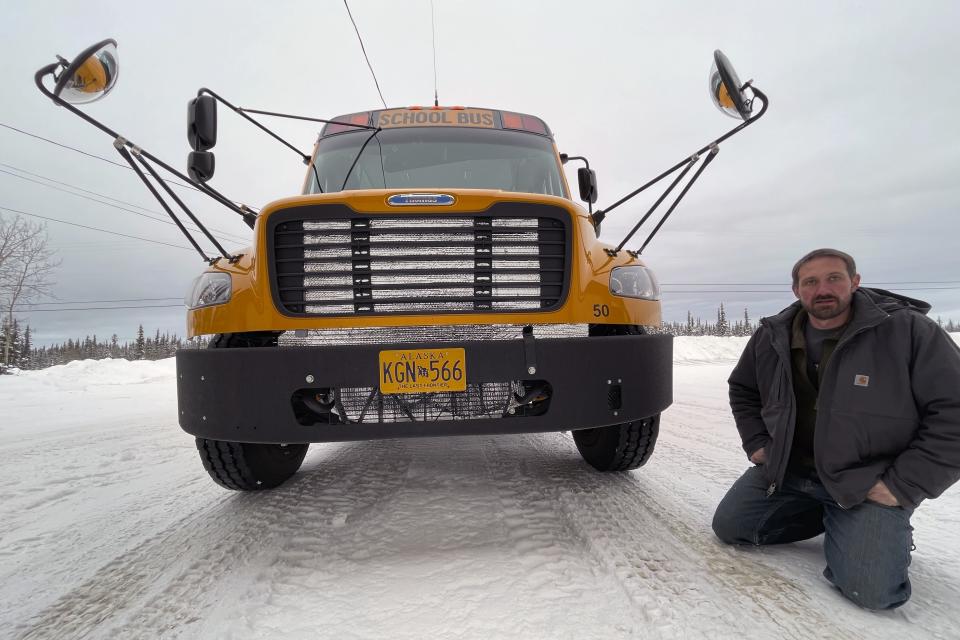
609;266;660;300
185;272;232;309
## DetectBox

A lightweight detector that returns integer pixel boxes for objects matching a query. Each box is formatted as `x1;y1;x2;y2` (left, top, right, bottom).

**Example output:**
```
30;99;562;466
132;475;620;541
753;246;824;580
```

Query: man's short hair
791;248;857;287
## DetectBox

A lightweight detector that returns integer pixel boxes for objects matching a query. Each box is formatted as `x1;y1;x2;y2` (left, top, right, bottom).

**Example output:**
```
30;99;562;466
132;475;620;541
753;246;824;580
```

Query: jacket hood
762;287;931;330
858;287;931;315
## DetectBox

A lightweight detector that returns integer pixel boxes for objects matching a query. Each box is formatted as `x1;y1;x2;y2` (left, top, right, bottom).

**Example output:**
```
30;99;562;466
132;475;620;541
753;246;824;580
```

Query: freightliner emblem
387;193;456;206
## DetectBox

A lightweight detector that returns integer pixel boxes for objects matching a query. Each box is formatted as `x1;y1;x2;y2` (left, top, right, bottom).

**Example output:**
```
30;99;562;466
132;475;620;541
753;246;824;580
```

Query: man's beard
805;295;851;320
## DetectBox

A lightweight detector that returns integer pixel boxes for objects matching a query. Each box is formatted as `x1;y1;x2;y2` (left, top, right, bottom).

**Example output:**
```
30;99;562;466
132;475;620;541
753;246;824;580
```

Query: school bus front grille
268;204;569;317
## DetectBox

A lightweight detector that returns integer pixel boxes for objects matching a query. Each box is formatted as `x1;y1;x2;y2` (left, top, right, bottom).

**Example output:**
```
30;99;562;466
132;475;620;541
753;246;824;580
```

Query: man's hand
866;480;900;507
749;447;767;465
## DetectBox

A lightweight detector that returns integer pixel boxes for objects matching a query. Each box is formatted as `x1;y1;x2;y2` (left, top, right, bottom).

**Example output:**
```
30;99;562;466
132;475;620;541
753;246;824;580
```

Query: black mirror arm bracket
120;140;235;261
560;154;593;215
113;141;216;263
597;86;768;253
35;65;256;260
631;145;720;257
197;88;312;162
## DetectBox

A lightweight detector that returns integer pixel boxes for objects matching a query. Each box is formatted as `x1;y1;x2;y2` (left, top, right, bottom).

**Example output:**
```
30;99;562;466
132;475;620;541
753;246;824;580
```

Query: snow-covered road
2;337;959;639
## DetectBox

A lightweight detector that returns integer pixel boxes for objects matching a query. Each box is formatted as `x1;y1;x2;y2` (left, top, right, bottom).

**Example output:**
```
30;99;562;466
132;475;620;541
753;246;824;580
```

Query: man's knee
824;566;911;610
838;581;911;610
712;502;755;545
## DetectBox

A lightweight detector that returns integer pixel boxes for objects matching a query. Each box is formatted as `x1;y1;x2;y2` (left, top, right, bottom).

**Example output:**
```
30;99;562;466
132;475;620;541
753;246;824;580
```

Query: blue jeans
712;465;914;610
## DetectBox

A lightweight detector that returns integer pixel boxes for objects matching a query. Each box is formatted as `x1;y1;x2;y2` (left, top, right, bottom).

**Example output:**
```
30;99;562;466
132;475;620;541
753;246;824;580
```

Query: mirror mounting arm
113;143;216;263
35;65;259;232
631;145;720;257
197;88;311;162
126;144;236;261
599;86;768;253
559;154;594;216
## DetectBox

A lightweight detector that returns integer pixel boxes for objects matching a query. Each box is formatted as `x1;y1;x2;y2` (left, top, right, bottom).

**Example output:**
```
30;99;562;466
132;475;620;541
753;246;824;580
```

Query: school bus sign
376;108;496;129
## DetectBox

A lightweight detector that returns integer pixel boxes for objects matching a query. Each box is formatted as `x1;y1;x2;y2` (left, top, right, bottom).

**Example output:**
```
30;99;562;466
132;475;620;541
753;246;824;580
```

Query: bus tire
572;415;660;472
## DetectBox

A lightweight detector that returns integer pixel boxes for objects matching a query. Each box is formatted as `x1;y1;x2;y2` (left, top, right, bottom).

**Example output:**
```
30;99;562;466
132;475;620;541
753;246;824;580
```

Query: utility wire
1;161;160;212
431;0;439;106
0;165;249;243
660;287;960;293
0;205;194;252
0;121;260;211
0;161;253;237
344;0;388;109
661;281;960;286
16;297;183;307
1;122;130;168
17;304;184;313
1;122;198;191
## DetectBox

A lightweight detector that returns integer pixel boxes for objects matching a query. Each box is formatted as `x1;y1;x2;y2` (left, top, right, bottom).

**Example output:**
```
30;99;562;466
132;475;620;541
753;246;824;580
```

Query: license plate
378;348;467;394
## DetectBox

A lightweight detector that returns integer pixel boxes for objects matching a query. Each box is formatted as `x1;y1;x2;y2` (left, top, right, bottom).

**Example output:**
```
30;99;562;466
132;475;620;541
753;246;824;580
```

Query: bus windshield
306;127;566;198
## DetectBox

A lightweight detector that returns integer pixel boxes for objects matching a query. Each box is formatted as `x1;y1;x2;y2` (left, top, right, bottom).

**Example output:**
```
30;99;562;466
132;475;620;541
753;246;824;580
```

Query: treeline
1;322;208;373
656;303;757;337
3;309;958;373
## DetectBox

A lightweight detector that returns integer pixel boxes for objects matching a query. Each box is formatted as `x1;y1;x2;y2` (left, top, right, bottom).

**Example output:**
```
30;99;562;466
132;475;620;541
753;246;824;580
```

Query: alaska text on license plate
379;348;467;394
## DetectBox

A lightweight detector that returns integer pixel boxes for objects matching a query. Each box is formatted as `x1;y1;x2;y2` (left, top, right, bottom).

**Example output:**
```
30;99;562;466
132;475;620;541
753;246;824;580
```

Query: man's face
793;256;861;322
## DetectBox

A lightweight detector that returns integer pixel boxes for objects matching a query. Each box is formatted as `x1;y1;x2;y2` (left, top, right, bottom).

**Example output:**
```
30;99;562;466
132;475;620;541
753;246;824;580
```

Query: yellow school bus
36;41;765;490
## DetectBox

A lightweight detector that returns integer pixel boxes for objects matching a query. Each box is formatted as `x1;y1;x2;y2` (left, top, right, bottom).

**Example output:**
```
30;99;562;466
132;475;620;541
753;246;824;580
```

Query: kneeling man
713;248;960;609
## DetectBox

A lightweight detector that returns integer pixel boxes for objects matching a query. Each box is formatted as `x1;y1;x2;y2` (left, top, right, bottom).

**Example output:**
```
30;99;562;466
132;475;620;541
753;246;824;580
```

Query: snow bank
3;333;956;385
8;357;176;387
672;336;751;365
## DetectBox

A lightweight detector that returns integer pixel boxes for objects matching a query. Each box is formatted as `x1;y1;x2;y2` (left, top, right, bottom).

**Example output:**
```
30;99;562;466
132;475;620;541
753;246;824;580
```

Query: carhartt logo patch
854;374;870;387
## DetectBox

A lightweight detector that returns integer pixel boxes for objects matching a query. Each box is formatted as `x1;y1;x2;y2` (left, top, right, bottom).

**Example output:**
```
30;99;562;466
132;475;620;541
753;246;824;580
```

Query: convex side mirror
52;39;120;105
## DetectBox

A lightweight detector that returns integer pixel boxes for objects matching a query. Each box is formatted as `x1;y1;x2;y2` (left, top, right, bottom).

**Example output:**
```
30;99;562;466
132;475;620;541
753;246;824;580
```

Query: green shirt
788;310;847;476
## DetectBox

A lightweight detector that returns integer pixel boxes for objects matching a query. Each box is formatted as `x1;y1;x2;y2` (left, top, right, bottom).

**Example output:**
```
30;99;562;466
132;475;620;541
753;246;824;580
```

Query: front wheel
196;438;309;490
572;415;660;472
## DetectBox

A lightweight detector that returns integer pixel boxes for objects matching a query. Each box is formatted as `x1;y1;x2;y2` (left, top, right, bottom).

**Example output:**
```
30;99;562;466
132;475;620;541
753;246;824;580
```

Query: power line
0;165;249;243
16;297;183;307
661;287;960;293
662;281;960;286
1;205;194;252
0;122;200;192
0;121;260;212
16;304;184;313
0;161;251;240
431;0;439;106
1;161;158;212
0;122;130;168
344;0;388;109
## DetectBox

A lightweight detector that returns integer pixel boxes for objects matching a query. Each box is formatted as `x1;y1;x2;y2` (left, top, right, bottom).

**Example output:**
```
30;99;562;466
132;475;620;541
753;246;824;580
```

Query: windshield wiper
340;128;382;192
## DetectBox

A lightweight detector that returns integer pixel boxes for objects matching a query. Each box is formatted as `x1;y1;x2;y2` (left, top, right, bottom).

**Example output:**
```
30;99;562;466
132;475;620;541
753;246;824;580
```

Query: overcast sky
2;0;958;346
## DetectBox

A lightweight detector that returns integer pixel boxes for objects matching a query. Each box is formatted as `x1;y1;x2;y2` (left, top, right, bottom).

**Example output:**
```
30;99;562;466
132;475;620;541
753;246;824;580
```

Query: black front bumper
176;334;672;443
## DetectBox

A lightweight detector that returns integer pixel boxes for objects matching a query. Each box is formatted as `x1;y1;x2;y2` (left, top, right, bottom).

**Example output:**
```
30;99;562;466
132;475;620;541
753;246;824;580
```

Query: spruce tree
21;325;31;369
717;303;729;337
135;325;146;360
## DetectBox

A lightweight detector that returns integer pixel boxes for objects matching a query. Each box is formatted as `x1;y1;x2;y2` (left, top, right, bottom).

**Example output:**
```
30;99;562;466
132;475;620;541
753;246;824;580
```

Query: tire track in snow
519;432;863;640
109;439;416;640
479;437;644;638
13;440;413;640
219;438;504;639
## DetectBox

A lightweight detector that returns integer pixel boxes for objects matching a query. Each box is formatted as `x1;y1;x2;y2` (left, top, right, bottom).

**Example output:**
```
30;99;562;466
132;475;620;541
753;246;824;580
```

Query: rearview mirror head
188;151;215;183
53;39;119;105
188;95;218;152
709;49;752;120
577;167;598;204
